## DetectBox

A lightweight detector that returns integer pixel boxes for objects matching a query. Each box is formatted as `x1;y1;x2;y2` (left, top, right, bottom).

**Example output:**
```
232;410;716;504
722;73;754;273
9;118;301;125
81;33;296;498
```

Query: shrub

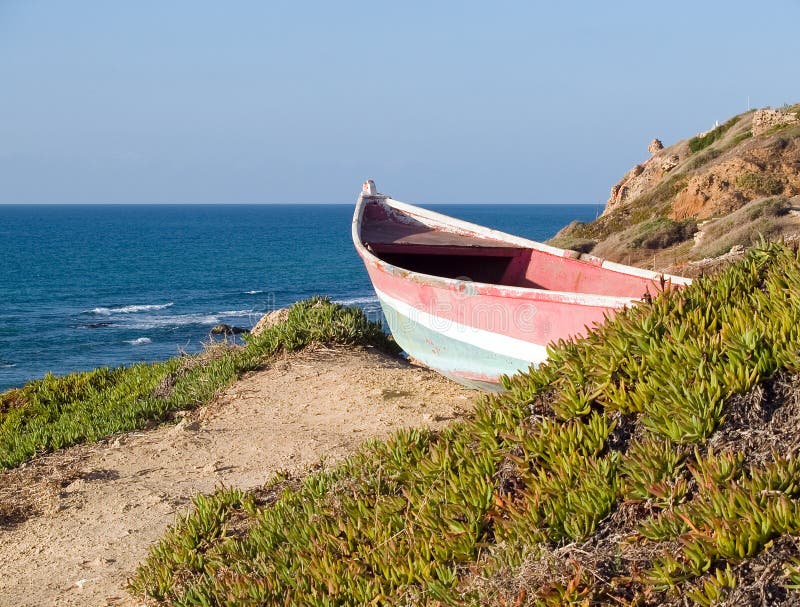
686;148;722;171
630;218;697;250
748;197;790;220
730;130;753;146
565;175;689;242
547;233;597;254
736;172;784;197
688;116;740;153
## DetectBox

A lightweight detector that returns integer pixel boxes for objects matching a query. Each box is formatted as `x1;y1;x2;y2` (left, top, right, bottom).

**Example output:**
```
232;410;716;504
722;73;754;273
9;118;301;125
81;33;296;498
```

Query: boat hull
375;287;539;391
365;261;625;391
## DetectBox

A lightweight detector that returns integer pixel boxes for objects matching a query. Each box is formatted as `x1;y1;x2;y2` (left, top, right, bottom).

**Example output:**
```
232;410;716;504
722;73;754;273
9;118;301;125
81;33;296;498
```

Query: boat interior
362;201;529;285
361;199;661;297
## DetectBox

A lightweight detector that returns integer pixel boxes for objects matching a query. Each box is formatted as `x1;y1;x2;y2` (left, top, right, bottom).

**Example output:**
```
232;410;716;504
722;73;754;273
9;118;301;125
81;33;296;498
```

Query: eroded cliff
551;105;800;273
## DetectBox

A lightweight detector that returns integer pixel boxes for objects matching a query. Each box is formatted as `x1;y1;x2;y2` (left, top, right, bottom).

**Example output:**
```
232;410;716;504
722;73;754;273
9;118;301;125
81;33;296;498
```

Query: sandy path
0;346;471;607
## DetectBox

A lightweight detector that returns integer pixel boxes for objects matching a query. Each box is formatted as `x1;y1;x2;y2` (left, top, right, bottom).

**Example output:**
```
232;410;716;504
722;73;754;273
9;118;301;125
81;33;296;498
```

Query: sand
0;346;471;607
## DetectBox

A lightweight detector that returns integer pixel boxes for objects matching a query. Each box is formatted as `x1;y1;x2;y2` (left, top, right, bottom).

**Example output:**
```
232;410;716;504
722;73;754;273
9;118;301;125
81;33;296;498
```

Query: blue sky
1;1;798;204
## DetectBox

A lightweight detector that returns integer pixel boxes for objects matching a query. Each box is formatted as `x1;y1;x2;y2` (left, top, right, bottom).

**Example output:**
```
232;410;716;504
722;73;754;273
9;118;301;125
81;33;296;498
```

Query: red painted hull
352;184;690;389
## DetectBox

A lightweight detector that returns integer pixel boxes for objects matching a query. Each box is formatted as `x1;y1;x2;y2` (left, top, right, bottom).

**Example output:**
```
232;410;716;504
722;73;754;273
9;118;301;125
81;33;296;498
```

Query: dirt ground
0;346;472;607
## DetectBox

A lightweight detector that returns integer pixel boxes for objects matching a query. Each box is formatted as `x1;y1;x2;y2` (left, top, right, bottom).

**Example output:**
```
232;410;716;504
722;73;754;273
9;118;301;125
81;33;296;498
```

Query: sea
0;203;603;392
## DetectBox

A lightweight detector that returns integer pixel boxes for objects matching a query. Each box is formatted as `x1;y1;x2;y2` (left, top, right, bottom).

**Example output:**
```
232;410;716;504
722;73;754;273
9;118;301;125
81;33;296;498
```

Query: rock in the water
82;321;113;329
210;324;248;336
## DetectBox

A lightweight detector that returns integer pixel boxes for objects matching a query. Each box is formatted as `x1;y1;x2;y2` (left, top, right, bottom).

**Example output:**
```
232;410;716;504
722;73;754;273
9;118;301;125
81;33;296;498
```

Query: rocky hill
550;104;800;275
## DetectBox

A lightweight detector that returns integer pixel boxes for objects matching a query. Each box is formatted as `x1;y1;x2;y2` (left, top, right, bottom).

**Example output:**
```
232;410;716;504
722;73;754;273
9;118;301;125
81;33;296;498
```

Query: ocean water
0;203;602;391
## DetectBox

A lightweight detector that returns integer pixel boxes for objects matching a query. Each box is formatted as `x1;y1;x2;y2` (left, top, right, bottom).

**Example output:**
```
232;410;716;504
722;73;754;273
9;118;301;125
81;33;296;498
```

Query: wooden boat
352;180;691;390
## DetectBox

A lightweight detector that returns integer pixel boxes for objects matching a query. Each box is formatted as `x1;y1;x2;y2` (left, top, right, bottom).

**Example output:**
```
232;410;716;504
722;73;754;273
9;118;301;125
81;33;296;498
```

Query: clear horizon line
0;201;605;206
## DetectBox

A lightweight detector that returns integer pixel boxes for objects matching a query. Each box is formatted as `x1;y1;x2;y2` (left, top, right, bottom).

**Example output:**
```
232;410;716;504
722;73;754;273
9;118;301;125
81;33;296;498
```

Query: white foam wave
126;314;220;330
125;337;152;345
334;296;380;306
88;302;174;315
0;362;15;368
244;290;263;295
218;309;255;317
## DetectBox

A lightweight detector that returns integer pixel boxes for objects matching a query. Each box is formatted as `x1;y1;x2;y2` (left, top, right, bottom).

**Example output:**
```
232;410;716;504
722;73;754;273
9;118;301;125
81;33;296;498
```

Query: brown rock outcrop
251;308;289;336
661;155;680;172
671;162;749;220
604;140;691;216
605;113;800;221
554;104;800;270
752;108;799;136
671;138;800;219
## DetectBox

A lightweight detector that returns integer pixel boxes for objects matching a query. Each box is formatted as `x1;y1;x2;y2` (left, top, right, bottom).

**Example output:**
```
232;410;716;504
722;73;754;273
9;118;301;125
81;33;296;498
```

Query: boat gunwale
352;191;690;309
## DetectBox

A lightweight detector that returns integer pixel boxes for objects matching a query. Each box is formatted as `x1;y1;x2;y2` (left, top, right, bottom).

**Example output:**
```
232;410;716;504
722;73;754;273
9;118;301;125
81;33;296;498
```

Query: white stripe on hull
374;287;549;365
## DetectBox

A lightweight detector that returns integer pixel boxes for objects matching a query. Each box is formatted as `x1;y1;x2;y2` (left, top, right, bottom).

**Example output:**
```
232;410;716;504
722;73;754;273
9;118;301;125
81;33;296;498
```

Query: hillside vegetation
131;242;800;605
0;298;396;470
550;104;800;273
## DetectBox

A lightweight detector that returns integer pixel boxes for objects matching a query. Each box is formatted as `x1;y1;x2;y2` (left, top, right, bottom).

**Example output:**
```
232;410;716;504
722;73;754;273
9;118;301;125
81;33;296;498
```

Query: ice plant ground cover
0;297;395;469
130;242;800;605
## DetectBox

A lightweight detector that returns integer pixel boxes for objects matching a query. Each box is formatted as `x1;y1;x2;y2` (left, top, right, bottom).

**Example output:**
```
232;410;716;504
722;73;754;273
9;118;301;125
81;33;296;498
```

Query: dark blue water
0;203;602;391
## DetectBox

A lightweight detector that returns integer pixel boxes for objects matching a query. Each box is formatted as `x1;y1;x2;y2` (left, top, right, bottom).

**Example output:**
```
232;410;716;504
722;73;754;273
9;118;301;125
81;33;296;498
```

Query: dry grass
587;196;798;274
692;197;792;260
0;449;88;529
